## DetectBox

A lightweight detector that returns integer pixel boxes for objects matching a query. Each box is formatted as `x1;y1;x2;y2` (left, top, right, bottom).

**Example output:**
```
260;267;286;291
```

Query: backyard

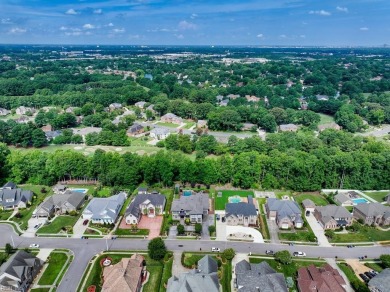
215;190;254;210
37;216;79;235
363;191;389;202
318;113;335;125
38;252;69;285
293;193;328;206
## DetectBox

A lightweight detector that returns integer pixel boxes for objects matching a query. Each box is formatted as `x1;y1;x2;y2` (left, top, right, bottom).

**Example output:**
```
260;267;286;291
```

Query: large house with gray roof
167;255;220;292
0;182;33;210
313;205;353;230
33;190;86;218
368;268;390;292
171;192;209;223
235;260;288;292
0;250;43;292
125;192;166;225
225;196;257;227
82;192;127;224
334;194;354;207
150;127;170;140
266;198;303;229
353;203;390;226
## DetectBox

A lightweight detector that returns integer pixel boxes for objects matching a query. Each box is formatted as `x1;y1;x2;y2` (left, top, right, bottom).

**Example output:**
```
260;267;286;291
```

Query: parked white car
29;243;40;248
293;251;306;257
211;247;220;252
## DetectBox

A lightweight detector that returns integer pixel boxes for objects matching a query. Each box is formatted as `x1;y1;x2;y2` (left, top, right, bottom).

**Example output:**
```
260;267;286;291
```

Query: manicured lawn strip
365;262;384;272
143;265;163;292
279;231;315;242
38;252;68;285
160;189;174;236
156;122;178;128
88;223;114;235
0;211;12;220
31;288;50;292
331;227;390;243
215;190;254;210
183;122;195;129
119;196;132;216
294;193;328;206
37;216;79;234
258;213;270;240
159;256;173;292
363;191;389;202
338;262;370;292
249;257;325;290
115;228;149;236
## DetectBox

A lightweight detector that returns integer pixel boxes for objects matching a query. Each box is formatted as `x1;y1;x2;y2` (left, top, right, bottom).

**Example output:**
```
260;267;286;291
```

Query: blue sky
0;0;389;46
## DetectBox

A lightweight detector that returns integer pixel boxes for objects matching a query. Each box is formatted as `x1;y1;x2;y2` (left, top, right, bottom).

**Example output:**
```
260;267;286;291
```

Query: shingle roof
36;191;85;215
302;199;316;208
369;268;390;292
125;193;166;218
334;194;352;204
0;251;42;282
235;260;288;292
198;255;218;274
315;205;352;219
297;264;346;292
127;123;144;133
171;193;209;215
226;202;257;217
151;127;170;135
266;198;302;222
354;203;390;218
0;188;33;208
83;192;127;221
2;182;16;189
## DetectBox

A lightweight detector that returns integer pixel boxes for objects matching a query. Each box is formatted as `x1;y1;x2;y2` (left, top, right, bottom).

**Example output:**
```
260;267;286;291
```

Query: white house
125;192;166;225
150;128;170;140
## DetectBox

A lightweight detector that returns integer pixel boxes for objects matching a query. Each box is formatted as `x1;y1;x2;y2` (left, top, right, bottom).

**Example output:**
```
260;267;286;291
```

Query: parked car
33;224;41;229
289;243;294;246
371;270;378;275
29;243;40;248
265;250;274;255
83;219;89;226
347;245;355;248
216;214;220;220
293;251;306;257
359;273;370;283
221;217;226;223
211;247;220;252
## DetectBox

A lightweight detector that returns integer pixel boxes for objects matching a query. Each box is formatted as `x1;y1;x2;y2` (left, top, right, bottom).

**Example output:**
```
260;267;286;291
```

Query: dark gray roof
171;193;209;215
302;199;316;208
226;202;257;217
83;192;126;221
125;193;166;218
334;194;352;204
235;260;288;292
0;251;42;281
197;255;218;274
266;198;303;223
0;188;33;207
315;205;352;219
45;130;62;140
368;268;390;291
2;182;16;189
36;191;85;214
354;203;390;218
127;123;144;133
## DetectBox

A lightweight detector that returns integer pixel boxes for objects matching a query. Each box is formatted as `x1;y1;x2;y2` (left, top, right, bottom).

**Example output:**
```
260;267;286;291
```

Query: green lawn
363;191;389;202
365;262;384;272
0;211;13;220
249;257;325;290
183;122;195;129
215;190;254;210
293;193;328;206
37;216;79;234
338;263;370;292
115;228;150;236
38;252;68;285
331;226;390;243
31;289;50;292
279;230;316;242
143;265;163;292
160;256;173;292
156;122;179;128
318;113;335;125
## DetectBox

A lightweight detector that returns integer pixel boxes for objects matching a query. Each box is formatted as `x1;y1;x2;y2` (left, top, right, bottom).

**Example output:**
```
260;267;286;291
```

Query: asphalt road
1;225;389;292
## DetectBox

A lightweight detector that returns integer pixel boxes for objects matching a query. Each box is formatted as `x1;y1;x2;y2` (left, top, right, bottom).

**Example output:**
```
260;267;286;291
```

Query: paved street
1;224;390;292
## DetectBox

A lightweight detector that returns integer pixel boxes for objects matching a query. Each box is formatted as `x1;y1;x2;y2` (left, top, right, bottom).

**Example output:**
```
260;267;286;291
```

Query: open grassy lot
249;257;325;290
160;256;173;292
363;191;389;202
38;252;68;285
215;190;254;210
31;289;50;292
10;184;51;230
331;226;390;243
115;228;149;236
293;193;328;206
318;113;335;125
156;122;178;128
279;231;316;242
82;253;171;292
37;216;79;234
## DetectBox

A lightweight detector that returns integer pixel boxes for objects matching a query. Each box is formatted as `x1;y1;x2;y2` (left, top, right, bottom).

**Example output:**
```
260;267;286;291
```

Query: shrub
223;248;235;260
195;223;202;234
177;224;185;235
208;225;216;234
275;250;292;265
148;237;167;260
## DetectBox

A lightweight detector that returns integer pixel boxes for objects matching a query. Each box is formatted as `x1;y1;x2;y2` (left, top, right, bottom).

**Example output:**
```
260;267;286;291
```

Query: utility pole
11;235;15;248
105;238;109;251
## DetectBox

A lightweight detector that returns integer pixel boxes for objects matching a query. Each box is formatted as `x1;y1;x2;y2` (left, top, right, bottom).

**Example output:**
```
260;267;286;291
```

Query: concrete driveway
305;213;331;247
73;216;88;238
226;225;264;243
24;217;48;238
216;212;227;241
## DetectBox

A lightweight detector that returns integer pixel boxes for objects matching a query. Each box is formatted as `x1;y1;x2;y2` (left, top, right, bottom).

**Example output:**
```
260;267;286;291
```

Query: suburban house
108;103;122;111
368;268;390;292
216;95;224;102
65;107;78;114
15;106;35;115
135;101;147;109
225;197;257;227
82;192;127;224
15;116;30;124
150;128;170;140
279;124;298;132
318;122;341;132
197;120;207;128
53;184;67;194
0;251;43;292
171;192;209;223
245;95;260;102
334;194;354;207
235;260;288;292
160;113;183;124
313;205;353;229
266;198;303;229
127;123;144;137
125;192;166;225
219;99;229;106
302;199;316;213
316;94;329;101
353;203;390;226
33;191;86;218
44;130;62;141
297;264;347;292
137;187;148;195
0;182;33;210
102;254;145;292
0;108;10;116
71;127;102;141
167;255;219;292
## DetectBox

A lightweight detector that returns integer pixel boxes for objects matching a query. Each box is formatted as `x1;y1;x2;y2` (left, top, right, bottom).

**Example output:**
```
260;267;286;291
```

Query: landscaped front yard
37;216;79;235
38;252;69;285
156;122;178;128
115;228;150;236
293;193;328;206
331;225;390;243
363;191;389;202
215;190;254;210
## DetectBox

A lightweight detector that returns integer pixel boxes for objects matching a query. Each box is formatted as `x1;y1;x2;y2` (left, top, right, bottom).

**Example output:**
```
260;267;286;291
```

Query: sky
0;0;389;46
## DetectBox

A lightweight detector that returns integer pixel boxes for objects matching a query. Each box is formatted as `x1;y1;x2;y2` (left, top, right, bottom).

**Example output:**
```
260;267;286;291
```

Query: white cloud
1;18;12;24
336;6;348;13
300;34;306;38
59;26;68;31
65;9;78;15
279;34;287;38
178;20;197;30
256;33;264;38
83;24;95;29
112;28;125;33
174;34;184;39
65;31;83;36
309;10;331;16
190;13;198;19
360;27;369;31
93;9;102;14
107;23;114;27
9;27;26;34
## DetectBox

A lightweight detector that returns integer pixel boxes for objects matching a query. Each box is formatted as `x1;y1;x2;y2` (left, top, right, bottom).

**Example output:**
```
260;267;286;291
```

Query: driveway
72;216;89;238
226;225;264;243
263;205;279;243
201;214;214;240
305;213;331;247
24;217;48;238
216;212;227;241
137;215;163;239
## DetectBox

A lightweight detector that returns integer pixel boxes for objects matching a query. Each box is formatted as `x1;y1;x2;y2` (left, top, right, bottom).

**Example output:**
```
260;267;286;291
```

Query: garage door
281;223;289;229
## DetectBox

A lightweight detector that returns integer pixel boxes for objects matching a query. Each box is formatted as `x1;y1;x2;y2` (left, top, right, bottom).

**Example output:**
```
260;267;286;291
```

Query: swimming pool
352;198;369;205
183;190;192;196
70;188;88;194
230;197;242;203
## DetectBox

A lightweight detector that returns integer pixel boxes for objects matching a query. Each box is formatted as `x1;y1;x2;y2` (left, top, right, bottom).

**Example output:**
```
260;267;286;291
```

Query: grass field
318;113;335;125
0;211;12;220
365;262;384;272
338;263;370;292
279;230;316;242
215;190;254;210
156;122;178;128
294;193;328;206
37;216;79;234
38;252;68;285
115;228;150;236
183;122;195;129
331;227;390;243
363;191;389;202
31;289;50;292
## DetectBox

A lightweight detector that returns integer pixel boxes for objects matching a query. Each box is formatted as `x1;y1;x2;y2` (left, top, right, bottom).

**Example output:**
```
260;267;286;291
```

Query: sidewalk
172;252;189;277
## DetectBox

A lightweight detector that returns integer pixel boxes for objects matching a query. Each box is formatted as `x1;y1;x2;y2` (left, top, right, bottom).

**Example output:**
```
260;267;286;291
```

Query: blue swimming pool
352;198;369;204
70;188;88;194
230;197;242;203
183;190;192;196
